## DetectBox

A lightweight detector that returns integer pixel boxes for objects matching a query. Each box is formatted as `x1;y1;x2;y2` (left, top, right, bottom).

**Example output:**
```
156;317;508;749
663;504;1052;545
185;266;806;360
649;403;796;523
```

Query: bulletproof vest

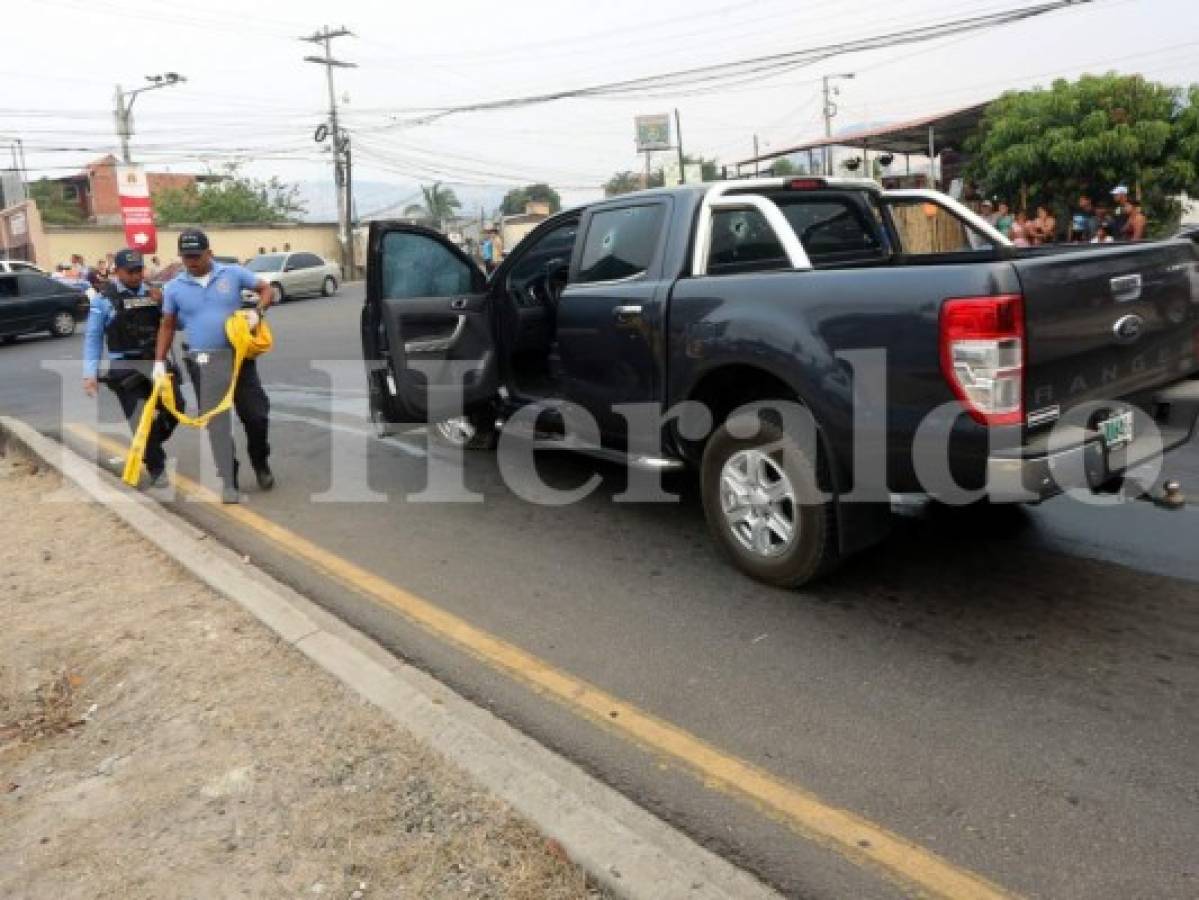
103;282;161;357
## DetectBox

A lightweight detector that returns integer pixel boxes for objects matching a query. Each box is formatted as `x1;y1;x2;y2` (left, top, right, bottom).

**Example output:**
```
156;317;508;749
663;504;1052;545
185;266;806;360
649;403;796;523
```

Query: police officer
153;229;276;504
82;248;183;487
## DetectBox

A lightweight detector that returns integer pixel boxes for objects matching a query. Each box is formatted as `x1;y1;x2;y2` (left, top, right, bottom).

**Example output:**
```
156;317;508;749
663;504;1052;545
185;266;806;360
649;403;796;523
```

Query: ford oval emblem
1112;314;1145;344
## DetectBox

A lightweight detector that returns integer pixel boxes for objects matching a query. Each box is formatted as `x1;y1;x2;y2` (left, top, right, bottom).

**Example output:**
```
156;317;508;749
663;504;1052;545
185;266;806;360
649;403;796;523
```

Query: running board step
497;419;686;472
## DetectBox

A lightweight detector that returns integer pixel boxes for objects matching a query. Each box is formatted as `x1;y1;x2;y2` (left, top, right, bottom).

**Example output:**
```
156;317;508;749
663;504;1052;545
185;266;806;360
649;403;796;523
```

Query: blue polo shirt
163;262;261;351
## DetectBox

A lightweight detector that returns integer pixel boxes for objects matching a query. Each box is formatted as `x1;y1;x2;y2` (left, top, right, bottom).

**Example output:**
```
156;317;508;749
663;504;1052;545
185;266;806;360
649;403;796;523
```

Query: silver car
245;251;341;302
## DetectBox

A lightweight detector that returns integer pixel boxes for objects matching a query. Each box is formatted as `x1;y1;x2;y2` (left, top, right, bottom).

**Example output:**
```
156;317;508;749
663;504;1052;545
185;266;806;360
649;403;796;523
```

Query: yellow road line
67;423;1017;900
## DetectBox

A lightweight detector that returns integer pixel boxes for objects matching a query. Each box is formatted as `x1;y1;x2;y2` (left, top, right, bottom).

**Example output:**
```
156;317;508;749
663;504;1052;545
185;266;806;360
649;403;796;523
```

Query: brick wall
84;158;197;224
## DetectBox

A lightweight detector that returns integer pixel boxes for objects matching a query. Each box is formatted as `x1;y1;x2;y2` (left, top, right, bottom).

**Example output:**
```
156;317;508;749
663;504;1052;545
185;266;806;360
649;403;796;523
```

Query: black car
0;272;87;344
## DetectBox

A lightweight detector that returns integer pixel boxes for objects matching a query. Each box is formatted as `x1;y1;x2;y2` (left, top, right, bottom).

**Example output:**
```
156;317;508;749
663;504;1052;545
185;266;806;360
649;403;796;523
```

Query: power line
369;0;1099;128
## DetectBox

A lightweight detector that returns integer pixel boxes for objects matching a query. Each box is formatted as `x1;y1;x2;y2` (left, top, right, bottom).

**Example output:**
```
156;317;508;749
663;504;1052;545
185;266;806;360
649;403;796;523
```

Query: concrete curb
0;416;779;900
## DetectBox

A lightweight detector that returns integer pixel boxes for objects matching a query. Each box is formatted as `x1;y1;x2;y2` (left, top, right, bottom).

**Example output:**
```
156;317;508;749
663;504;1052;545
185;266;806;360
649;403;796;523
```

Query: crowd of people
977;185;1148;246
51;252;171;291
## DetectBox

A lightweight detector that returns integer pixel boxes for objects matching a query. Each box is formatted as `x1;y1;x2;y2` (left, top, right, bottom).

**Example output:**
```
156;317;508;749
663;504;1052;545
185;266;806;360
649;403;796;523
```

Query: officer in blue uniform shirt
82;247;183;487
154;229;276;504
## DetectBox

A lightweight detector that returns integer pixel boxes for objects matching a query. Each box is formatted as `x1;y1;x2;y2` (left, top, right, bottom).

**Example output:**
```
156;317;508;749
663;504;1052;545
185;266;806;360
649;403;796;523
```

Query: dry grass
0;667;86;750
0;455;605;899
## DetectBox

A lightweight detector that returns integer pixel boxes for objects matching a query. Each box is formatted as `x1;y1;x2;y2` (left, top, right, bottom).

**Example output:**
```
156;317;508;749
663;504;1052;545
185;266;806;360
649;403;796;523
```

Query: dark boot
253;460;275;490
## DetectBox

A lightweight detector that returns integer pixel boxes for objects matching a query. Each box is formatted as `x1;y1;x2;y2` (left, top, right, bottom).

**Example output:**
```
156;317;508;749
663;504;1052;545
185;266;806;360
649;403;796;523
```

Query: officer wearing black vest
82;248;183;487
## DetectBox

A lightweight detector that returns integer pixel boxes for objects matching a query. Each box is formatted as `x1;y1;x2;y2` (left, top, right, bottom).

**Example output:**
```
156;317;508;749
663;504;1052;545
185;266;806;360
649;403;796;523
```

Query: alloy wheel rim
53;312;74;334
719;448;798;558
435;416;476;446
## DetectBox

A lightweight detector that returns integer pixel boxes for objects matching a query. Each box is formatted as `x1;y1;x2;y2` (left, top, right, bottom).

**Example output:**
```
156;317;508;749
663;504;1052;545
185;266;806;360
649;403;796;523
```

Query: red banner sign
116;165;157;254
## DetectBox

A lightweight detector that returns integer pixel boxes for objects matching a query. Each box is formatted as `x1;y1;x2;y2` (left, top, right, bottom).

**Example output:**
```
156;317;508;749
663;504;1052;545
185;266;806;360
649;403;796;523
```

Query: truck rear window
708;197;883;274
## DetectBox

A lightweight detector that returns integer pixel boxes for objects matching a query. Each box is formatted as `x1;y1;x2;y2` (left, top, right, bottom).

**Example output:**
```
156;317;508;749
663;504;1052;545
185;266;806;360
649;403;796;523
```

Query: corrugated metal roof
736;101;992;165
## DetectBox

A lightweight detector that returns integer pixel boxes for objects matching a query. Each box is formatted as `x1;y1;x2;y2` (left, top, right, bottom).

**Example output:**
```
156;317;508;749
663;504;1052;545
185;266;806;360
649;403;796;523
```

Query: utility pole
674;108;686;184
113;73;187;164
821;73;854;177
753;134;760;176
303;26;356;278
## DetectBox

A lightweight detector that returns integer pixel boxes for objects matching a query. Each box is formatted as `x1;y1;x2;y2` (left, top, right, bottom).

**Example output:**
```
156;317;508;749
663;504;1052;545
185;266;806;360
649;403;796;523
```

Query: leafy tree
403;182;461;222
771;158;797;176
29;178;86;225
603;170;649;197
154;167;305;225
967;74;1197;235
604;155;722;197
500;183;562;215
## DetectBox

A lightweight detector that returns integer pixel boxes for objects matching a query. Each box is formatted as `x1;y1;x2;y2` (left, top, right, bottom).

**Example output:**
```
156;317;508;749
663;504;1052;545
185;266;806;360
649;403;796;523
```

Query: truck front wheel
701;418;837;588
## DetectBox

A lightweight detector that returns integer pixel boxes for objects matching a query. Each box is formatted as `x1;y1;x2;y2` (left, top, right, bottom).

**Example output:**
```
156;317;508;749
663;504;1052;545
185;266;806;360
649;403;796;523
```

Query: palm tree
404;182;462;226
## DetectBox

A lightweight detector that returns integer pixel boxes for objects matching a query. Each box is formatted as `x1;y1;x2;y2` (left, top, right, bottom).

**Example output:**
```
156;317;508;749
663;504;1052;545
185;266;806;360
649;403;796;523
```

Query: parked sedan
245;251;341;302
0;272;86;343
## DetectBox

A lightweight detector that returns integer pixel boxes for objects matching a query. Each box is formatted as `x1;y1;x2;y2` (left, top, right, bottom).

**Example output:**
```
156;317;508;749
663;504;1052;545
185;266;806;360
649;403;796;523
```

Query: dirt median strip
1;418;779;900
0;456;605;899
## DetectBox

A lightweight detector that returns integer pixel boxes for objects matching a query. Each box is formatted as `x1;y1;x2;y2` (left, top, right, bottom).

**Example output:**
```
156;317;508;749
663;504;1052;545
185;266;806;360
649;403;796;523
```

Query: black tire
271;282;286;304
49;311;76;338
0;335;17;345
322;275;337;297
701;417;837;588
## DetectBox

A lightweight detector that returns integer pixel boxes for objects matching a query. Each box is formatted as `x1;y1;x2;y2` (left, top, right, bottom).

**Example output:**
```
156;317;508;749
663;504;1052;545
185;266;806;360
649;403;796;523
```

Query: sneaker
221;482;240;504
147;468;169;489
253;462;275;491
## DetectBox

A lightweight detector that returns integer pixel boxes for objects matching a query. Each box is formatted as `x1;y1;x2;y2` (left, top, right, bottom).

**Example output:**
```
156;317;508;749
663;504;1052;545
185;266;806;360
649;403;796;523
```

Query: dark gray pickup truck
362;176;1199;587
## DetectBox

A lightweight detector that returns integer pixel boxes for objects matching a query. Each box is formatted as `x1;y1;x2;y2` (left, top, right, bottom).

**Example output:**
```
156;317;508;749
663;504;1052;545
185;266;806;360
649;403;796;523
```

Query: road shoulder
0;415;777;900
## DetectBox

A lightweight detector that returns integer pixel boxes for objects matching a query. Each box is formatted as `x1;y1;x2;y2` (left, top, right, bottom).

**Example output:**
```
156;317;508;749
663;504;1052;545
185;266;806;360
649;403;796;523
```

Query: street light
114;72;188;163
821;73;855;176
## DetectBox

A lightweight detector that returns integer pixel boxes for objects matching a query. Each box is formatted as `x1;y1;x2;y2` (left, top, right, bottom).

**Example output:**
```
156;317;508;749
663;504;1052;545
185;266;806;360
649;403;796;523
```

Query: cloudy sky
4;0;1197;212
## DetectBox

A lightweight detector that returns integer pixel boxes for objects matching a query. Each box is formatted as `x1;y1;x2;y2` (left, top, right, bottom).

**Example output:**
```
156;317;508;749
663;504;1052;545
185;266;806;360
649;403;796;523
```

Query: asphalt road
4;285;1197;899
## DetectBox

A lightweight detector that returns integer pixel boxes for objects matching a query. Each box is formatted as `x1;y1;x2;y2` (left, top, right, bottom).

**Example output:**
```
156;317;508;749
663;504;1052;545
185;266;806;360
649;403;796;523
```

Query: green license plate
1099;410;1134;448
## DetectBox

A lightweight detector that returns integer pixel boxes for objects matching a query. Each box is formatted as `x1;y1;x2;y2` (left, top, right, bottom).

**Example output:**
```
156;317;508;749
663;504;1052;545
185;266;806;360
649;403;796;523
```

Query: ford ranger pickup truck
361;176;1199;587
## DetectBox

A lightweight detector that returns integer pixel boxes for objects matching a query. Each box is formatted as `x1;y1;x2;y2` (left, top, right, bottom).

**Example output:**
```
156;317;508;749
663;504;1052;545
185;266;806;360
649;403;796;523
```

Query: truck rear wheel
701;418;837;588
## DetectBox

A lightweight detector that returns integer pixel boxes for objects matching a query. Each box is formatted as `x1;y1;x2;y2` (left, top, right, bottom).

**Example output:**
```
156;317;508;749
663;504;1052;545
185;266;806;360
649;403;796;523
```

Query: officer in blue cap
82;247;184;487
154;228;276;503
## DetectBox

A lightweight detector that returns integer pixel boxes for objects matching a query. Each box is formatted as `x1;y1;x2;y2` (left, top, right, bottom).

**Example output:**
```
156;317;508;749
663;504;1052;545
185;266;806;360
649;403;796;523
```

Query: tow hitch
1104;476;1187;509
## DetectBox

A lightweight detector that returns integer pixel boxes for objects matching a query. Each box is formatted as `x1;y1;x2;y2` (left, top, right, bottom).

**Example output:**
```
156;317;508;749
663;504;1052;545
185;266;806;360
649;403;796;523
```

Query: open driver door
362;223;499;431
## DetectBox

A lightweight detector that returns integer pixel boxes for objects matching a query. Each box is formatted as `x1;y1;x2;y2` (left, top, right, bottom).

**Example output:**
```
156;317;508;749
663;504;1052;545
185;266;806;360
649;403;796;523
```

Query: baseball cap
178;228;210;254
1110;185;1129;196
113;248;144;270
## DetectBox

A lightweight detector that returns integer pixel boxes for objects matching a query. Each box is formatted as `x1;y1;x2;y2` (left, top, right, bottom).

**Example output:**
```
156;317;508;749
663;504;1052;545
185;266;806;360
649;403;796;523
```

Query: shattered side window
381;232;476;299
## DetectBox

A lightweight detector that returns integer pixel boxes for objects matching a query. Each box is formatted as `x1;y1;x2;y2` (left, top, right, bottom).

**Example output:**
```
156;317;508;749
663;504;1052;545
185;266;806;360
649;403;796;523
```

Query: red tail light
939;294;1025;426
787;178;827;191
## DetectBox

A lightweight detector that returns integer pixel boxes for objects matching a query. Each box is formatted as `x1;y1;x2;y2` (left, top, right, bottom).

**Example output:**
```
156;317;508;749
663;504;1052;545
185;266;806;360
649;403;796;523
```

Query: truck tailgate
1015;241;1199;419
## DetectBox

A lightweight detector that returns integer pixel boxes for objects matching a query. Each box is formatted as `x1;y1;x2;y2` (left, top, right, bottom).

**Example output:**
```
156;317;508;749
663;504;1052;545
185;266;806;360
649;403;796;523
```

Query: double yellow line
67;422;1017;900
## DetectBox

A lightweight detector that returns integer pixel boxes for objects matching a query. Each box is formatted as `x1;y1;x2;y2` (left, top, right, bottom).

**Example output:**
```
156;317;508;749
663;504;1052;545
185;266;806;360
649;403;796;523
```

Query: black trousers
105;363;183;475
184;350;270;484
